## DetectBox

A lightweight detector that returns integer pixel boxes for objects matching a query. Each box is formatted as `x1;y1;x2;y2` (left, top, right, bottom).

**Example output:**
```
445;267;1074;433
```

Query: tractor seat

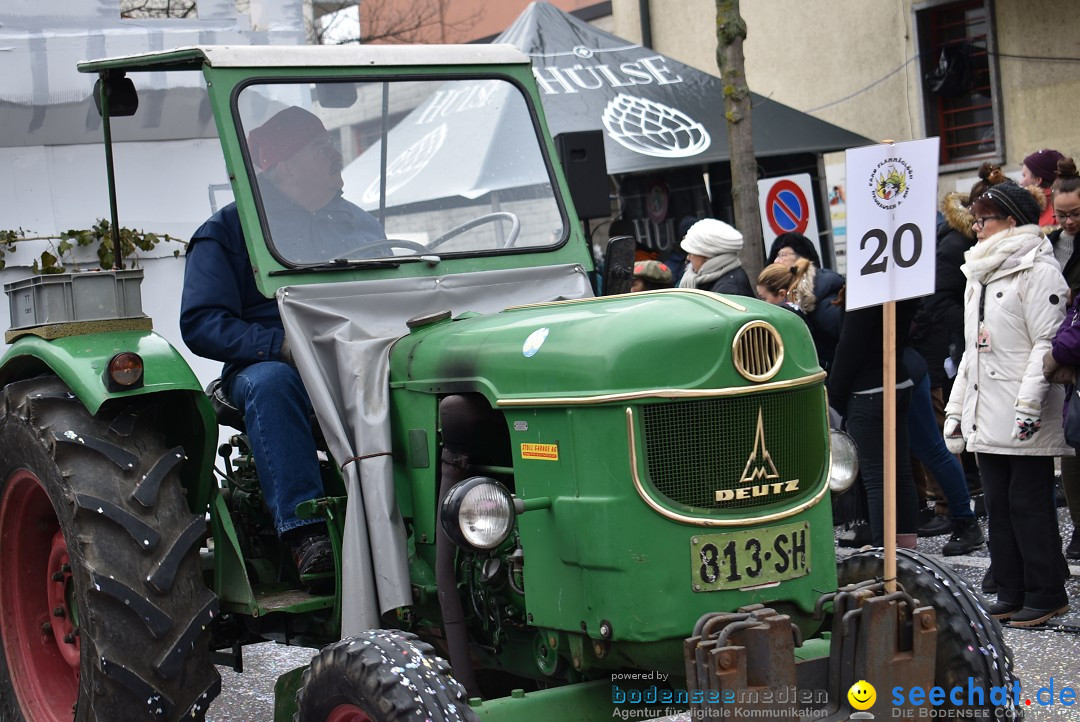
204;378;329;451
206;378;246;431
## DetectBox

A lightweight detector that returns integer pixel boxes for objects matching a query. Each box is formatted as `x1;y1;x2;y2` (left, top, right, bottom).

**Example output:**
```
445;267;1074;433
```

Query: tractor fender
0;330;205;412
0;330;219;514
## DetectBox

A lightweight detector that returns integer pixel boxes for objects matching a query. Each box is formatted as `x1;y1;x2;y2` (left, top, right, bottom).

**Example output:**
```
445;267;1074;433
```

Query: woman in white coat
944;180;1071;627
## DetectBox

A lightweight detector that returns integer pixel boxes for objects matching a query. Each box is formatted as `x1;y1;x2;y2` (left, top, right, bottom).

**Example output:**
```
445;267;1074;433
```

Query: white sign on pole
757;173;821;259
844;138;940;311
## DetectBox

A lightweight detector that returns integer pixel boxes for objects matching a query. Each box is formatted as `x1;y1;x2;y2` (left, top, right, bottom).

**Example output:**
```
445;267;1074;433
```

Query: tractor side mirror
92;73;139;118
602;235;635;296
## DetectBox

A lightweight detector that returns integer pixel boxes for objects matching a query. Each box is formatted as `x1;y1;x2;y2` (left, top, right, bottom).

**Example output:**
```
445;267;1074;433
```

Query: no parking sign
757;173;821;259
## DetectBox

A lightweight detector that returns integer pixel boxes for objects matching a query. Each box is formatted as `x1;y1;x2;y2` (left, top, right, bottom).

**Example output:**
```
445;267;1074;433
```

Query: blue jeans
846;389;918;546
907;375;973;520
225;362;324;536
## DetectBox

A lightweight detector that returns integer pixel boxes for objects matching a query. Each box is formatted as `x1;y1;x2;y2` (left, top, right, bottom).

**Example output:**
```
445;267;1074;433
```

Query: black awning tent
495;2;870;176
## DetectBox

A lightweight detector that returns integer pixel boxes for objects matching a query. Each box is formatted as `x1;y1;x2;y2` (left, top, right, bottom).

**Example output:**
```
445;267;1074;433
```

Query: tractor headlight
440;477;516;551
828;430;859;494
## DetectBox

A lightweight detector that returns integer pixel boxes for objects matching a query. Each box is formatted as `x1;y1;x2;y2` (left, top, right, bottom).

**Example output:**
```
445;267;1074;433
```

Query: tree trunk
716;0;764;279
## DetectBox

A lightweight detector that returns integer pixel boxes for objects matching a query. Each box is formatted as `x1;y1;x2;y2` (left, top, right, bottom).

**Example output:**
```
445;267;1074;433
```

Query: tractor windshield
235;77;566;266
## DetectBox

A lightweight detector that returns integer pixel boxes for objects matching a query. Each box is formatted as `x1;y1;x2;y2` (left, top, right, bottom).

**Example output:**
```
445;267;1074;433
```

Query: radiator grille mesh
640;385;825;512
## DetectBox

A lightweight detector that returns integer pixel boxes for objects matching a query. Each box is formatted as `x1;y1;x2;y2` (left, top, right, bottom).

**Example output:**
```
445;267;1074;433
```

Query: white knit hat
680;218;743;257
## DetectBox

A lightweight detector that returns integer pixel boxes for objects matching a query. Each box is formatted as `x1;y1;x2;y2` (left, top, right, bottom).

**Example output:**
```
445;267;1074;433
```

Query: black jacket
827;298;918;415
910;196;976;389
808;266;845;369
1047;227;1080;291
704;266;754;297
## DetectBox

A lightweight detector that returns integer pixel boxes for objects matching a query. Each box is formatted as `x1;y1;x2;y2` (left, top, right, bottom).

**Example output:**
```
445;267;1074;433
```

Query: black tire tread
74;491;162;549
89;572;172;639
132;446;185;508
0;376;220;721
295;630;478;722
147;515;207;594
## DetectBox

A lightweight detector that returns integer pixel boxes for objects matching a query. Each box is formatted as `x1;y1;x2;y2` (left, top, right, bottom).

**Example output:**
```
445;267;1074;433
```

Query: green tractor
0;45;1019;721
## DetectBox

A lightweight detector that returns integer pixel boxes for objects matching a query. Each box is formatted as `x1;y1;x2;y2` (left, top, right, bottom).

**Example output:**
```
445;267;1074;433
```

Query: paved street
208;509;1080;721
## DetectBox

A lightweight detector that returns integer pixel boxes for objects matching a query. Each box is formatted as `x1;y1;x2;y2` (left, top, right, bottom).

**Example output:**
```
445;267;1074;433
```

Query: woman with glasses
908;162;1005;552
1046;157;1080;291
944;180;1071;627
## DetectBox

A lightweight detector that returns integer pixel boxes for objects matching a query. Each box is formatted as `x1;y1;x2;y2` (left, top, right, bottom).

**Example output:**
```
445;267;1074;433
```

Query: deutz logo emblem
716;408;800;502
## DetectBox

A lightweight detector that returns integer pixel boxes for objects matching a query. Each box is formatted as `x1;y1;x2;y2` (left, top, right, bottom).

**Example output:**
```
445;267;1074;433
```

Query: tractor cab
78;45;603;297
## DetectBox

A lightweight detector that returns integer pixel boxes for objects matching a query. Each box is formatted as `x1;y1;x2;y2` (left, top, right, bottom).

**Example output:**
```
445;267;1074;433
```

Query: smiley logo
847;679;876;710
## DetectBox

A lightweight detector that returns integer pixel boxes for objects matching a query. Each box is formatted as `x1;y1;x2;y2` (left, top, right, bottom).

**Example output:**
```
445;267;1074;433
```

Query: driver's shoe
286;525;335;593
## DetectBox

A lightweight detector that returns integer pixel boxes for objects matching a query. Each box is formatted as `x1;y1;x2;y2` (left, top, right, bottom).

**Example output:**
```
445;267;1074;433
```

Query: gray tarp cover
277;264;593;634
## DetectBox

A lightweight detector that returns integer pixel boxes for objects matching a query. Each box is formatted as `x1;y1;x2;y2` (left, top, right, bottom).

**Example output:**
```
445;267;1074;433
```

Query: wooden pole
883;300;897;592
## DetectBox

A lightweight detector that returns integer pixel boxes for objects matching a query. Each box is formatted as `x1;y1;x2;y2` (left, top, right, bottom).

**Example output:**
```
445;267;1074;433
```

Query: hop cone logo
362;123;448;204
602;93;710;158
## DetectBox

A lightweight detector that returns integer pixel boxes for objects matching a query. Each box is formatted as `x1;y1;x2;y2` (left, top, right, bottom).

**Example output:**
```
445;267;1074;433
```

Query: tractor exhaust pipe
435;394;488;697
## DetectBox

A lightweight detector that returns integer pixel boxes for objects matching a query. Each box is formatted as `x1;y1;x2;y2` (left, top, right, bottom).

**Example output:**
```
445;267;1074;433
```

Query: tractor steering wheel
427;212;521;250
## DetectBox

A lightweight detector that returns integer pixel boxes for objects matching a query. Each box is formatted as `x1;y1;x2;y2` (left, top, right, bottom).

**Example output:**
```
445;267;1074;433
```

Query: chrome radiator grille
732;322;783;382
639;385;826;512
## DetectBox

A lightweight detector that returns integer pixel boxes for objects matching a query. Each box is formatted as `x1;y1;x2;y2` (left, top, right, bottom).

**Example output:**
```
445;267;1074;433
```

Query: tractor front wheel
295;630;477;721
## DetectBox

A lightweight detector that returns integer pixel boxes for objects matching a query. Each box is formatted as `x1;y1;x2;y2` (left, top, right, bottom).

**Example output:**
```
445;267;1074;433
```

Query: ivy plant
0;219;185;274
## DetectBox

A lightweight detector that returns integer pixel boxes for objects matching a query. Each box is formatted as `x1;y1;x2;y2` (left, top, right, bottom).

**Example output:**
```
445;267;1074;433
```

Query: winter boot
917;514;952;537
1066;528;1080;561
942;517;984;556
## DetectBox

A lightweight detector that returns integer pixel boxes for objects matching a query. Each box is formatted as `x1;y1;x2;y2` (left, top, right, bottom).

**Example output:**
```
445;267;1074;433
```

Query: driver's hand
279;335;296;366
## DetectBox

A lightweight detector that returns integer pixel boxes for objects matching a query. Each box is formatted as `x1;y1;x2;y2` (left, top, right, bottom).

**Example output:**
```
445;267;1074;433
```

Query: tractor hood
391;289;822;403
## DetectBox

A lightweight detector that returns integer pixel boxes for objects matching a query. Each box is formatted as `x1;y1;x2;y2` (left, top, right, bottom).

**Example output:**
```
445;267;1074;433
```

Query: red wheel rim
0;469;80;720
47;530;80;668
327;704;374;722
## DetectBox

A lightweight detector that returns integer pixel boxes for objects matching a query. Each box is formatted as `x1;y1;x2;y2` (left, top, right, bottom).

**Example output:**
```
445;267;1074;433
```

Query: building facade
359;0;613;44
612;0;1080;186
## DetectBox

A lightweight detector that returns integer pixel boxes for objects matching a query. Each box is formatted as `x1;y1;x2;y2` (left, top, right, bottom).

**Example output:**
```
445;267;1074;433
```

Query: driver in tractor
180;106;384;588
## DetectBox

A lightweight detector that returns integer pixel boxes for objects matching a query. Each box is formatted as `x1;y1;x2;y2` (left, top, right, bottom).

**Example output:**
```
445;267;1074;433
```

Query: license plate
690;521;810;592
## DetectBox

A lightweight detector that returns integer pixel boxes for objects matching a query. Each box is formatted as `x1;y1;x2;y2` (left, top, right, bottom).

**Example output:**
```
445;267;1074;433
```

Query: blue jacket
180;202;286;383
180;183;385;382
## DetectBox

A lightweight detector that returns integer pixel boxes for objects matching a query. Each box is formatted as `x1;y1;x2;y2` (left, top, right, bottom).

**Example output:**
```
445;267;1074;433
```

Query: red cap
247;107;327;171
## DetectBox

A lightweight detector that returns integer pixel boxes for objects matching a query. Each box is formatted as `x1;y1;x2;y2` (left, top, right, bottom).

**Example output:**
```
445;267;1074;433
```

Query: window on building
916;0;1001;167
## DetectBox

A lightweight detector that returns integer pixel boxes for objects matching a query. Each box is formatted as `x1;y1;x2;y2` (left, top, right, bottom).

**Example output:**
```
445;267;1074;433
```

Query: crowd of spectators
611;150;1080;626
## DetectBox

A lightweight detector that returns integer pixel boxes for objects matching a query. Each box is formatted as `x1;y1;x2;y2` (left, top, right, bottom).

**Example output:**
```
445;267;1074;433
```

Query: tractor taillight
106;352;144;390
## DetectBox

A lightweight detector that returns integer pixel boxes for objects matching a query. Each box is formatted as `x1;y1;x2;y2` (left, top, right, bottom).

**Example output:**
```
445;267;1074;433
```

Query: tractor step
252;585;334;613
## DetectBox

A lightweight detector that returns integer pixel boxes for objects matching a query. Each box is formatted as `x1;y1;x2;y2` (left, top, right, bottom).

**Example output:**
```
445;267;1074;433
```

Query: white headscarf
680;219;743;257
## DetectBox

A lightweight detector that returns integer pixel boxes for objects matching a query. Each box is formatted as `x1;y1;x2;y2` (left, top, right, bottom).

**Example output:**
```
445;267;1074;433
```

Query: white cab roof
79;44;530;74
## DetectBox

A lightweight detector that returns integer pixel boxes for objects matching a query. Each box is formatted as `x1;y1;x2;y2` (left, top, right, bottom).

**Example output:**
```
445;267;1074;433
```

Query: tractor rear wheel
294;630;477;722
0;377;220;720
837;548;1023;720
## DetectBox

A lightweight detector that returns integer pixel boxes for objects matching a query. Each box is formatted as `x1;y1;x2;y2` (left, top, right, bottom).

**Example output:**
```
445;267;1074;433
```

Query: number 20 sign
844;138;940;310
